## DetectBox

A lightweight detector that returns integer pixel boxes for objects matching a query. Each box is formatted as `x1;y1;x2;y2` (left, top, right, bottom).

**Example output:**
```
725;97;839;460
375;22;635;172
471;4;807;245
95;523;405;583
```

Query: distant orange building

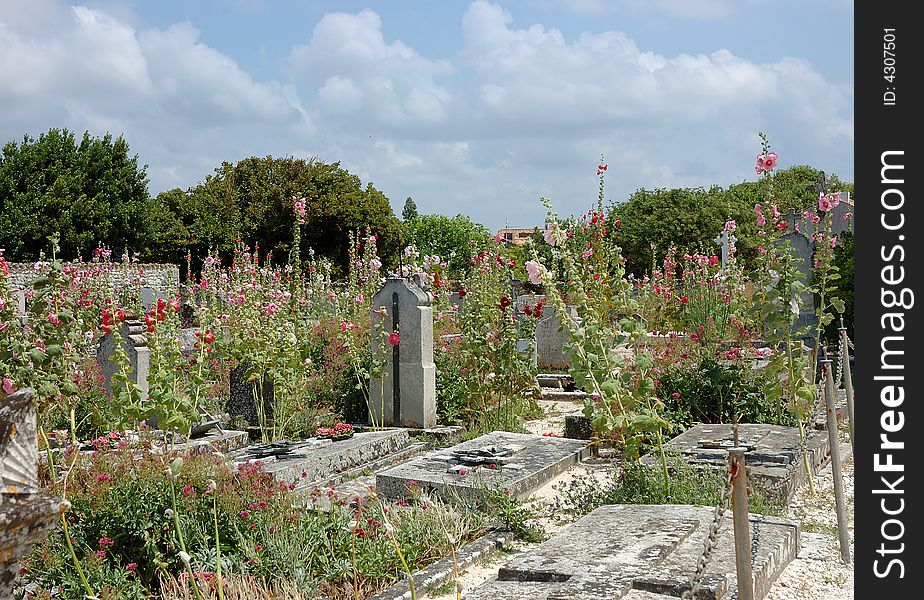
496;228;536;247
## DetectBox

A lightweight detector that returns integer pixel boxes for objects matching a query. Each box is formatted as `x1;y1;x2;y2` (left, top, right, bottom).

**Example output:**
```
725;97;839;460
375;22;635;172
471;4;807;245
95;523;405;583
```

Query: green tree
608;186;747;276
403;214;492;278
142;156;402;273
0;128;150;260
402;197;418;222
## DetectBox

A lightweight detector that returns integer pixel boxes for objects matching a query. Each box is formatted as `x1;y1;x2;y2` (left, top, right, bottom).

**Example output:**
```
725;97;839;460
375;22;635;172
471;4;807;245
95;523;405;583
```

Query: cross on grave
712;229;736;268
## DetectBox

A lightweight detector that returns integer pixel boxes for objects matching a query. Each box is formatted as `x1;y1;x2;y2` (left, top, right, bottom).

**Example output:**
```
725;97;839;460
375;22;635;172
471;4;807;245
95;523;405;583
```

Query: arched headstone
369;278;436;428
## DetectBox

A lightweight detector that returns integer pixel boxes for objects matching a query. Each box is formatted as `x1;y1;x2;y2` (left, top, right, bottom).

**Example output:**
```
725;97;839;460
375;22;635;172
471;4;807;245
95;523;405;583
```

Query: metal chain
682;463;735;600
834;349;843;390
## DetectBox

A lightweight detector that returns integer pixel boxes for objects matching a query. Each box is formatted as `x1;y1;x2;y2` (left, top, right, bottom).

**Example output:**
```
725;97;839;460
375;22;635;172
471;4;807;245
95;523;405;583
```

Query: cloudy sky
0;0;853;229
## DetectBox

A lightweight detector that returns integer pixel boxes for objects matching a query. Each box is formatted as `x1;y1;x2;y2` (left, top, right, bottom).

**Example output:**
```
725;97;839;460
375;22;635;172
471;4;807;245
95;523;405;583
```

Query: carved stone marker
97;318;151;403
369;278;436;429
1;389;69;596
535;305;578;370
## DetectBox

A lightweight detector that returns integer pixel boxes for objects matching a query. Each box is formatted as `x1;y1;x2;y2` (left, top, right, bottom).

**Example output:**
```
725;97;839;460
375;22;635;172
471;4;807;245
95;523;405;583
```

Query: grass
546;454;785;524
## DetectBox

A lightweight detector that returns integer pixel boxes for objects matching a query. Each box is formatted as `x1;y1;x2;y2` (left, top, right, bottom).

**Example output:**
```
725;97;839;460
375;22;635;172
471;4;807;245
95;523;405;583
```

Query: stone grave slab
232;429;410;486
641;423;829;505
175;428;250;455
466;504;799;600
376;431;590;503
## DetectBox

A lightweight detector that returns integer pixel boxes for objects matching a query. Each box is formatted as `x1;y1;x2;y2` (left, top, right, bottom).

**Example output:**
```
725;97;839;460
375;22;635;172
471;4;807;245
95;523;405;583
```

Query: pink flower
671;392;681;399
755;155;767;174
542;222;559;246
597;163;608;175
263;302;279;316
525;260;544;285
830;235;838;248
341;321;355;332
763;152;778;170
458;468;468;476
581;247;593;260
2;378;15;395
818;192;833;212
240;510;251;519
724;220;737;232
47;313;61;326
126;562;138;572
754;204;766;227
388;332;400;346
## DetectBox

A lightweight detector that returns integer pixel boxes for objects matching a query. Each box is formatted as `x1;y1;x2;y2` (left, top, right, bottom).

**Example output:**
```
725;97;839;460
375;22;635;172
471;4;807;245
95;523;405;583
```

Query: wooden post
822;359;851;562
729;448;754;600
839;323;855;455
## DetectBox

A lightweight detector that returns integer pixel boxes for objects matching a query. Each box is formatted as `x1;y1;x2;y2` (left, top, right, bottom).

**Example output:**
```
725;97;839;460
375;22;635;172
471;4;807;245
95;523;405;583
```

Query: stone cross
1;389;69;596
712;229;736;268
369;278;436;428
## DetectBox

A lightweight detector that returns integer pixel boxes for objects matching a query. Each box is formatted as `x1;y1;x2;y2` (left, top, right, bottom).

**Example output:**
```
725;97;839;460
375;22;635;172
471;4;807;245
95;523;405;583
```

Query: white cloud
289;9;454;128
0;0;852;230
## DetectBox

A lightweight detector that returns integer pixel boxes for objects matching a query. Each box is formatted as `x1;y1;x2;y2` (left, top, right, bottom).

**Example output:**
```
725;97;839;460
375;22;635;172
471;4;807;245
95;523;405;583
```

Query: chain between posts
682;460;736;600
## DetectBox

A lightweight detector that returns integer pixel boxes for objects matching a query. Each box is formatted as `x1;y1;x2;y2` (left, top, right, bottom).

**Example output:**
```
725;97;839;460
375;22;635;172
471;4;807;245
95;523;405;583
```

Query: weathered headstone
369;278;436;429
229;364;274;427
12;288;26;325
1;389;69;596
96;318;151;403
777;228;818;334
465;504;800;600
536;305;578;370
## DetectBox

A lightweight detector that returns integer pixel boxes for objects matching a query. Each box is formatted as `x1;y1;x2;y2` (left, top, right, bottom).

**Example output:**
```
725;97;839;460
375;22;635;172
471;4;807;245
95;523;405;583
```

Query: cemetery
0;146;857;600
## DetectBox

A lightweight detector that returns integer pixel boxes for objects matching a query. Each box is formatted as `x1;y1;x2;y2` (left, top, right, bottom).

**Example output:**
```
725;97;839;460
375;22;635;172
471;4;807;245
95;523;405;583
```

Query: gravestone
1;389;69;596
232;429;412;490
465;504;799;600
376;431;590;503
369;278;436;429
777;228;818;335
12;288;26;325
641;423;830;505
536;305;578;370
97;319;151;403
229;364;274;427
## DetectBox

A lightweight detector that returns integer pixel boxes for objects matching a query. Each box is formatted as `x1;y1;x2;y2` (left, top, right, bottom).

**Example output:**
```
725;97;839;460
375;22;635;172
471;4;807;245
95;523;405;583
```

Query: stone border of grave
368;528;515;600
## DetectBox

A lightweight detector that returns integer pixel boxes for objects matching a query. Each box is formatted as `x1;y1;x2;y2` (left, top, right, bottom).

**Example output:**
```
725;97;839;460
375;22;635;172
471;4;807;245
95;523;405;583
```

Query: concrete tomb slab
641;423;829;505
232;429;410;487
466;504;800;600
376;431;590;503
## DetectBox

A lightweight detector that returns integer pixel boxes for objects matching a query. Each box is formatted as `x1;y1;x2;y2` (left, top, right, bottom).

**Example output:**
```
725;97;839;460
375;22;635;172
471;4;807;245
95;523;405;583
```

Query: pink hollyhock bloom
47;313;61;326
370;258;382;270
757;213;766;226
525;260;543;285
771;204;780;220
388;332;400;346
542;222;558;246
818;192;833;212
724;220;736;232
755;155;766;174
830;235;838;248
764;152;778;170
341;321;355;332
354;293;364;304
581;247;593;259
2;378;15;394
264;302;279;316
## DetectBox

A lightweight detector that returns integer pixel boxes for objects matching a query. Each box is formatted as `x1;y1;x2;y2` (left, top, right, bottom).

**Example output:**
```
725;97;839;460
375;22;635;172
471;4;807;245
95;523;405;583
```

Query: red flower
680;296;688;304
499;296;512;311
388;332;400;346
457;288;467;299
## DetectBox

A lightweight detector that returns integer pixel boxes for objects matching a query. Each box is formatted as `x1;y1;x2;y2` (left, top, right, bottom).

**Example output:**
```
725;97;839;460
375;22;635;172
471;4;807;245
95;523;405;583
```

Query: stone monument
1;389;69;596
97;318;151;403
369;277;436;429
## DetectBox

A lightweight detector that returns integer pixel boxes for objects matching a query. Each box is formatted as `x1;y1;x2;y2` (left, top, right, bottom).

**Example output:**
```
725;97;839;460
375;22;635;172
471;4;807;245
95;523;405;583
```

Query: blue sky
0;0;853;229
